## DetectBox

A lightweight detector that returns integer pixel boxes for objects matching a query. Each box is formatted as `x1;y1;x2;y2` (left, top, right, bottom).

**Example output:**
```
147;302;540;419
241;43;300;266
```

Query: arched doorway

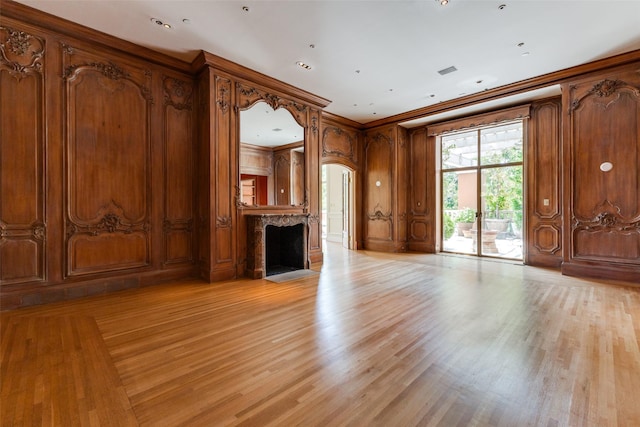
321;164;355;250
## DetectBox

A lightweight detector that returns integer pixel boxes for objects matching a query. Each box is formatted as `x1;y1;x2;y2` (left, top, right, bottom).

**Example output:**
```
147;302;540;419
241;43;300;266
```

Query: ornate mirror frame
236;82;310;210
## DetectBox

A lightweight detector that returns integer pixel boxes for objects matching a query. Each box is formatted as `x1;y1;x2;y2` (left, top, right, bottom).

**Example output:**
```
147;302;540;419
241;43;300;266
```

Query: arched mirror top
239;97;306;208
236;82;309;128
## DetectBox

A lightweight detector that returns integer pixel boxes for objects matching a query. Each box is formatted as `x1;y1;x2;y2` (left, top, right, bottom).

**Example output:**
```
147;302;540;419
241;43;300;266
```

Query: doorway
321;164;355;250
440;121;524;260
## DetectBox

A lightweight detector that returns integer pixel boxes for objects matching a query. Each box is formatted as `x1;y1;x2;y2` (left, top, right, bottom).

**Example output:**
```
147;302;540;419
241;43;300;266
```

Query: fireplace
245;214;309;278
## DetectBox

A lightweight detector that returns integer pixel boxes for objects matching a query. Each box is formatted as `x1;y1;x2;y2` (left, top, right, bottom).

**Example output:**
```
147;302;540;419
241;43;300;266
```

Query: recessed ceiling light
476;80;483;84
296;61;312;70
355;70;361;74
309;44;315;49
517;42;525;47
150;18;172;29
182;18;191;24
437;0;449;5
498;4;506;10
272;128;282;132
242;6;250;12
429;94;436;98
521;51;531;57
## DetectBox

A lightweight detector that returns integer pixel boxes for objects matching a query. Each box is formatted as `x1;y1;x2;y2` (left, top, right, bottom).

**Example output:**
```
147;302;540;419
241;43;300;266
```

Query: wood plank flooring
2;244;640;426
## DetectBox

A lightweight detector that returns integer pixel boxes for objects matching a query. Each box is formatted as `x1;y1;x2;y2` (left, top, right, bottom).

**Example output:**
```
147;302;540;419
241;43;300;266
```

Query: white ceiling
15;0;640;126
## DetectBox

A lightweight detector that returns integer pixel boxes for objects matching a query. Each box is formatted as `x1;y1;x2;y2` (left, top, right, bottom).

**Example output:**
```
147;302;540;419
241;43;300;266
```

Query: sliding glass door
441;122;523;260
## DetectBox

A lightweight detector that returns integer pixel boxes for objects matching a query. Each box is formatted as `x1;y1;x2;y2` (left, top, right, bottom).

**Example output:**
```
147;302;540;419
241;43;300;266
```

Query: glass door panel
480;165;523;259
442;170;477;255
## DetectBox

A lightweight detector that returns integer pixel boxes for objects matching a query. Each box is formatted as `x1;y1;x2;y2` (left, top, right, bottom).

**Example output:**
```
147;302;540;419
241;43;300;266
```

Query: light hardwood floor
2;244;640;426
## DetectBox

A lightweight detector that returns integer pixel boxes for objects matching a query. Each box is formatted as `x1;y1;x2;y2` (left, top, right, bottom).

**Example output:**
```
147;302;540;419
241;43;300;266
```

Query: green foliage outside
456;207;476;223
443;212;455;240
482;146;523;230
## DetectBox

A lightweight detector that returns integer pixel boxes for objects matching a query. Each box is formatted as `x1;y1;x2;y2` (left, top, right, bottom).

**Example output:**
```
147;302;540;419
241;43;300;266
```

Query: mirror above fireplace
239;101;305;207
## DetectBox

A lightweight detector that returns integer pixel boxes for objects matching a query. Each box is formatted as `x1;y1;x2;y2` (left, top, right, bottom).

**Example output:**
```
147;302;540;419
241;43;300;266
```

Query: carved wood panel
214;75;234;266
563;66;640;277
292;150;304;206
273;151;291;206
63;46;152;276
0;25;46;284
322;125;357;167
526;99;562;267
407;128;435;252
364;128;394;243
163;75;194;264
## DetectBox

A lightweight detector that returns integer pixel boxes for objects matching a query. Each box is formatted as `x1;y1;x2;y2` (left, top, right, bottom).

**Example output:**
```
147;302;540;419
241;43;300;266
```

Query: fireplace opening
265;224;304;276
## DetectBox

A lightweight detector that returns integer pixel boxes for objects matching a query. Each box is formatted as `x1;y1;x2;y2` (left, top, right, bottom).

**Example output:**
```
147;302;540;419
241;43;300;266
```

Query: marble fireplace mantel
245;213;310;279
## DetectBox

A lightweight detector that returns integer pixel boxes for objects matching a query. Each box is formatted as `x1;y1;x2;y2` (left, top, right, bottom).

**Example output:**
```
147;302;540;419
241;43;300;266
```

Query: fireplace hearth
245;214;310;279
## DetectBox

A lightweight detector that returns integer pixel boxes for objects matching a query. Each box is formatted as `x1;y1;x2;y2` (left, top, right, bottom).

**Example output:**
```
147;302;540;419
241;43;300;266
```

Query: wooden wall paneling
407;128;436;252
525;98;563;267
395;127;408;250
212;74;236;280
240;143;273;176
321;123;359;170
291;150;304;206
62;45;152;277
307;108;323;263
562;64;640;281
0;24;46;285
363;126;395;251
196;68;212;278
273;149;291;205
162;74;195;265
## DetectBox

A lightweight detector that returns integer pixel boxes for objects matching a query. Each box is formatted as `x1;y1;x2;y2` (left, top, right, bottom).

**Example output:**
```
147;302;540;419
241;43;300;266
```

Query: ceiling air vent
438;66;457;75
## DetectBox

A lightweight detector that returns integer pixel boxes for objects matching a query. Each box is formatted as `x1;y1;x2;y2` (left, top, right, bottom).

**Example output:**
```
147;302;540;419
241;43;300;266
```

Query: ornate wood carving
216;76;230;113
63;59;154;103
66;202;150;238
367;204;393;223
0;26;44;78
216;216;232;229
236;82;308;128
573;200;640;233
322;126;355;161
163;77;193;110
569;79;640;111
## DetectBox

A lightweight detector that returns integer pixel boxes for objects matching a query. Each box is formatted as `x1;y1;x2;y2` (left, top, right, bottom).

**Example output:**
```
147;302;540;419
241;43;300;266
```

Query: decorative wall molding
322;126;355;161
236;82;308;127
427;105;531;136
163;219;193;232
532;224;561;254
67;201;150;238
570;79;640;111
216;216;232;229
365;131;393;149
367;204;392;222
0;26;44;78
0;221;46;241
63;58;154;103
216;76;230;113
163;76;193;110
573;200;640;232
